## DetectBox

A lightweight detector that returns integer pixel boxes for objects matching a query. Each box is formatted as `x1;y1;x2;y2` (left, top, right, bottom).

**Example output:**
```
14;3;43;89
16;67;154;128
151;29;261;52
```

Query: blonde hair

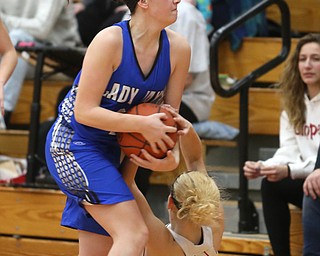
279;33;320;132
170;171;221;226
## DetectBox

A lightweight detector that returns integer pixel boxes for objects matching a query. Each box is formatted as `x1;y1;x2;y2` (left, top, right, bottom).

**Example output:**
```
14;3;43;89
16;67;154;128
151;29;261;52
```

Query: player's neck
171;220;202;245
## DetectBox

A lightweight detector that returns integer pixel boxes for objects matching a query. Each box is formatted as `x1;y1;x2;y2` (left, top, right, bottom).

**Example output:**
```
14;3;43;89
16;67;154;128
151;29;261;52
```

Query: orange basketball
117;103;178;159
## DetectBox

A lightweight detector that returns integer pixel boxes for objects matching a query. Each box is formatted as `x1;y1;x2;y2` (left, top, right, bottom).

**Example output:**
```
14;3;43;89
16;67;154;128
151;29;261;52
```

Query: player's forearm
181;126;206;172
120;156;138;185
0;48;17;86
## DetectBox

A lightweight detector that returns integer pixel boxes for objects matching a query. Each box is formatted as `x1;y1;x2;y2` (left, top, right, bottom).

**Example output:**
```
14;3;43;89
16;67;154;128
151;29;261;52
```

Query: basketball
117;103;178;159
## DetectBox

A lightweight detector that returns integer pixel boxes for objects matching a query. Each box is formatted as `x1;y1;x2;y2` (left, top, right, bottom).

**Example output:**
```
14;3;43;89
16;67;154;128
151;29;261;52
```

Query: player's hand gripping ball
117;103;178;159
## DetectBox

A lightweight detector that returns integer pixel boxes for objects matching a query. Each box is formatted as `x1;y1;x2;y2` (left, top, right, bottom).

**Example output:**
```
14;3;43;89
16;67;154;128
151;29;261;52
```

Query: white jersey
166;224;217;256
261;92;320;179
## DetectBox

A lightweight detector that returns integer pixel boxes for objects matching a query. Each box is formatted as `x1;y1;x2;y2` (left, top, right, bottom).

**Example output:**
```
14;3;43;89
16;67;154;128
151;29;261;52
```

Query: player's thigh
78;230;113;256
84;200;146;238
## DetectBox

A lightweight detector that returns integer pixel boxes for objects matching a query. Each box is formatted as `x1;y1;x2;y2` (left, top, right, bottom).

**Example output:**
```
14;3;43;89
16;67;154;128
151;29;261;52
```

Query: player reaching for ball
125;112;224;255
45;0;191;254
101;110;224;255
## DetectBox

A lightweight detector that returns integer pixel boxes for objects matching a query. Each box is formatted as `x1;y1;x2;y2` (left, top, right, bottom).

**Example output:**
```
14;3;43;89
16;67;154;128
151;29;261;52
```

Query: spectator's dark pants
261;177;304;256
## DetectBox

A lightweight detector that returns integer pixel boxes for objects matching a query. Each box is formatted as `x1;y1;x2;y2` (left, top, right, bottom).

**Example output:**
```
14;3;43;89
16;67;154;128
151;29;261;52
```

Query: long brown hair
279;33;320;132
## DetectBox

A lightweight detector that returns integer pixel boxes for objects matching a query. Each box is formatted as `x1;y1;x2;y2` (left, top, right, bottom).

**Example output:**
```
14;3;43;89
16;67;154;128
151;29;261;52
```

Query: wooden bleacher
0;130;29;158
266;0;320;34
199;37;299;159
200;86;282;159
0;186;273;256
0;186;303;256
218;37;298;83
0;79;71;158
0;187;79;256
10;79;72;126
200;0;320;154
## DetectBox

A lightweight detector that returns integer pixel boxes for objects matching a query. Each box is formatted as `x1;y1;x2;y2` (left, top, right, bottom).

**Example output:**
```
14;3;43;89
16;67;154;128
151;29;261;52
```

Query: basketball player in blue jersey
45;0;191;255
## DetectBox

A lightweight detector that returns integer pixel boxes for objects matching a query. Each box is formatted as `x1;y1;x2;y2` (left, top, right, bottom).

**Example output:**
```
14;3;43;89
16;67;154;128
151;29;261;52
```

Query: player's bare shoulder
91;26;122;50
165;28;191;68
87;26;123;69
165;28;191;56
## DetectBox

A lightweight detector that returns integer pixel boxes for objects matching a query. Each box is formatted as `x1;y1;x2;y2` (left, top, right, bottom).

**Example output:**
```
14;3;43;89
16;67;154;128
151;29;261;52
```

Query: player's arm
130;144;180;172
74;27;176;152
162;106;206;172
129;110;203;173
120;157;178;253
177;118;206;172
74;26;127;130
170;111;225;250
75;27;145;133
127;112;225;250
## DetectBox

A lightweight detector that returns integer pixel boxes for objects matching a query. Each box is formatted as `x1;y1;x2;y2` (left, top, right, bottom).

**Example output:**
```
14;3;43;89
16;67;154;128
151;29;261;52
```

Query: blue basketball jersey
45;20;172;236
60;20;171;143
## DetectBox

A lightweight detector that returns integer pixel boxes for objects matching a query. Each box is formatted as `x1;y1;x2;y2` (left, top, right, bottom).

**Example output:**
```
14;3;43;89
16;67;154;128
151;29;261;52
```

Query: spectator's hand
303;169;320;200
130;148;179;172
243;161;263;179
260;164;289;182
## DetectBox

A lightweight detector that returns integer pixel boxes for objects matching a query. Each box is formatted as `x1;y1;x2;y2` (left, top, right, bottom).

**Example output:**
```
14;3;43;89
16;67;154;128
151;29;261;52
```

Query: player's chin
165;13;178;26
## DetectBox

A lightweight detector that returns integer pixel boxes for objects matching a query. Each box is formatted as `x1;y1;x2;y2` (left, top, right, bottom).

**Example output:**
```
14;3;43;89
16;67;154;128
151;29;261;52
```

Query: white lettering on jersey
143;90;165;103
104;83;164;104
104;83;120;100
118;85;131;103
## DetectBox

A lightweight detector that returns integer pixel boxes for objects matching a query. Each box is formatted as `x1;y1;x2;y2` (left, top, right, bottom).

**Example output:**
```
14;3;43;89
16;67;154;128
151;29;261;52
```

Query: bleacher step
209;170;263;191
0;129;29;158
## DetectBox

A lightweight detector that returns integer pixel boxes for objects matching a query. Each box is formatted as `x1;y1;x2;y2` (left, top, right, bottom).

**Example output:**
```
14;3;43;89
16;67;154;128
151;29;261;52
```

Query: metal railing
209;0;291;233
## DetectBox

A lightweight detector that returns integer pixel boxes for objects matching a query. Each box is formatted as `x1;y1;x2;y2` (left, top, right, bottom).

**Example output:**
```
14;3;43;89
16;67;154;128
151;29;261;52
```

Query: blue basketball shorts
45;125;134;236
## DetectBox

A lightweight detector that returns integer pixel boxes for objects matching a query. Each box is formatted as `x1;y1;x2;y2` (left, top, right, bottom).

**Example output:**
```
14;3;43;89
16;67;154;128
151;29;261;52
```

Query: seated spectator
169;0;215;124
0;0;81;128
243;33;320;256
